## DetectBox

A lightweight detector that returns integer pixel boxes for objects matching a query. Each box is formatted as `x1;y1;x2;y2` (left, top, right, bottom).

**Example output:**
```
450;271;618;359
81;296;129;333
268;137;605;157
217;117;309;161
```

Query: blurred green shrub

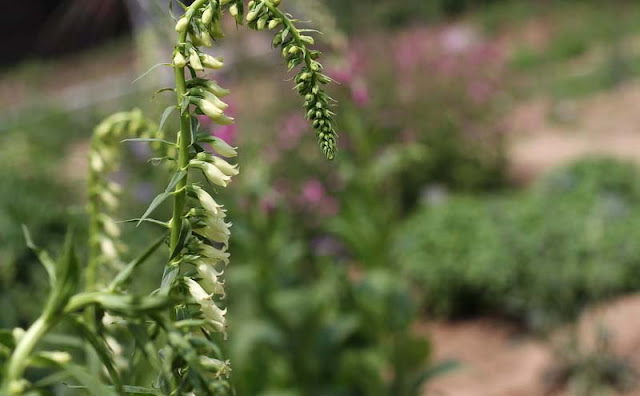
226;198;452;395
395;157;640;330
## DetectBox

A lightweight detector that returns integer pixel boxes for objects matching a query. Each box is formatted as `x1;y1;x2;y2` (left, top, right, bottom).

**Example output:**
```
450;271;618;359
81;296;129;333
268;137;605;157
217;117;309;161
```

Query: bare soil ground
506;80;640;183
422;295;640;396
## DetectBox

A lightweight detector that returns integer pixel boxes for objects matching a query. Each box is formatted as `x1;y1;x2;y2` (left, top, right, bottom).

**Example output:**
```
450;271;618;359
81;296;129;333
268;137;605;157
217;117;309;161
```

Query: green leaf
121;138;175;146
109;234;168;292
122;386;164;395
22;225;56;286
96;294;170;315
159;105;177;131
44;231;79;316
132;63;171;84
128;323;172;392
152;87;175;99
137;170;187;226
160;265;180;294
61;363;119;396
70;318;122;392
169;219;191;261
32;370;71;388
189;116;199;145
181;96;190;115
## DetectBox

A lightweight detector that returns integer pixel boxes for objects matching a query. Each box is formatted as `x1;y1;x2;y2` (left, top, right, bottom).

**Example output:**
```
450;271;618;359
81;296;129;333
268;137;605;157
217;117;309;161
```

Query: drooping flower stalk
87;109;162;290
246;0;339;160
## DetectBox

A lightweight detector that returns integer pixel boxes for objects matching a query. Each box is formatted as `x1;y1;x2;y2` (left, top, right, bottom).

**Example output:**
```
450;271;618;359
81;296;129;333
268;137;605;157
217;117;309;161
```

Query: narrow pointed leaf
61;364;119;396
159;105;177;131
109;234;168;291
22;225;56;286
137;170;187;226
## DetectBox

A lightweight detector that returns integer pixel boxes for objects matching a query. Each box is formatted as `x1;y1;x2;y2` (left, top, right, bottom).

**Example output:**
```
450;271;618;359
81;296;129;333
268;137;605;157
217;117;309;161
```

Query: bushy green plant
226;199;451;395
395;157;640;330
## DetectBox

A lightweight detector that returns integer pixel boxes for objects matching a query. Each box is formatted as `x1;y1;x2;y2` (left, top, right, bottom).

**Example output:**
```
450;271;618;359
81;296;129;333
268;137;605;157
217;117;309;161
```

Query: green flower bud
189;49;204;71
202;7;213;25
268;18;280;30
191;184;224;215
190;79;231;97
201;54;224;69
212;156;239;177
210;136;238;157
194;98;224;118
273;34;283;46
173;52;187;68
200;31;213;47
191;159;231;187
246;9;258;22
300;35;315;45
288;45;299;54
257;15;268;30
175;17;189;32
229;4;239;17
190;87;228;110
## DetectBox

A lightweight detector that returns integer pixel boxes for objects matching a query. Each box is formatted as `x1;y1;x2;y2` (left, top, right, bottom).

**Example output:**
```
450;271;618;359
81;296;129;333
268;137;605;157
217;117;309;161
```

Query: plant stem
86;160;101;291
3;316;56;393
168;0;208;264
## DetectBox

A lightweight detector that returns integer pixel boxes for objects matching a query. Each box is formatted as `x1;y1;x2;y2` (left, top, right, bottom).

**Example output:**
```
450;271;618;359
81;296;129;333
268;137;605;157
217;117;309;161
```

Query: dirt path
421;295;640;395
507;80;640;183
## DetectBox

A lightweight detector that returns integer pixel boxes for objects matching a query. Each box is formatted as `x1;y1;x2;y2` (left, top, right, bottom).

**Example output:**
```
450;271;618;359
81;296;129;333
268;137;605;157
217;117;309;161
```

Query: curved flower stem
3;316;58;394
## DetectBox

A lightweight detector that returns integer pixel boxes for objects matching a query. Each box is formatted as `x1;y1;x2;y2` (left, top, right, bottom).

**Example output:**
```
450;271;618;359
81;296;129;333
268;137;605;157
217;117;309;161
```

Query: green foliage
227;205;446;395
395;157;640;330
545;327;637;395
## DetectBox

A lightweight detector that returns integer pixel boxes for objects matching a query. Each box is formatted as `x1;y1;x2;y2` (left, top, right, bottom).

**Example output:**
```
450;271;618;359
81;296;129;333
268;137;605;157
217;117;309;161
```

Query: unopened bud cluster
89;110;161;276
246;0;338;160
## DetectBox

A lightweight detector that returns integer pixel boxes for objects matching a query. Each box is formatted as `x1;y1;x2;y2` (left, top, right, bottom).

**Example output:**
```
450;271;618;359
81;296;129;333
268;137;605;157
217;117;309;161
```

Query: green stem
86;156;101;291
168;0;208;264
3;316;57;393
264;1;314;70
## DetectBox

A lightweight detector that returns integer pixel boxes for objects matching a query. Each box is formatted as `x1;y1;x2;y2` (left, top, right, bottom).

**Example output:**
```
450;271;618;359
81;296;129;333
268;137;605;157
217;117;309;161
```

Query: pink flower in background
214;124;237;145
302;179;325;205
300;179;340;216
351;79;370;107
278;113;307;150
440;26;476;54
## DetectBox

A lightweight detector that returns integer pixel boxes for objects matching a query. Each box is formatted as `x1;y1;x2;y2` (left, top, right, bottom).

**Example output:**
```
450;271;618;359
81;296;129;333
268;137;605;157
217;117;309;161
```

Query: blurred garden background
4;0;640;394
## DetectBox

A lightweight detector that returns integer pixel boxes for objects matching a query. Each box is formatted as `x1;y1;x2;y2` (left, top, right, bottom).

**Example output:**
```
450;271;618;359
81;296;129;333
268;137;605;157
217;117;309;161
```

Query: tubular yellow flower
211;156;239;177
194;98;224;118
201;54;224;70
196;242;230;265
100;214;121;238
195;263;225;296
192;185;223;215
229;4;239;17
191;159;231;187
202;7;213;25
173;52;187;68
200;31;213;47
189;49;204;71
175;17;189;32
185;277;211;303
210;136;237;158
